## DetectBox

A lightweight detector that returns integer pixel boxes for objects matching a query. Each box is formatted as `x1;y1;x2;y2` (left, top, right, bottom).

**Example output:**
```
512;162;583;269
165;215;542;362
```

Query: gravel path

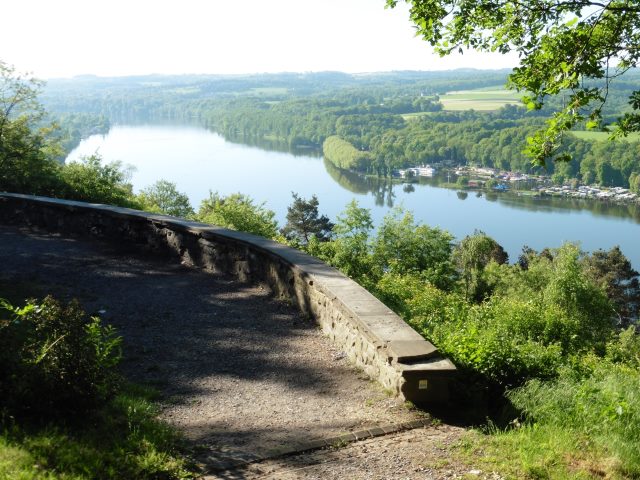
0;226;470;471
231;425;498;480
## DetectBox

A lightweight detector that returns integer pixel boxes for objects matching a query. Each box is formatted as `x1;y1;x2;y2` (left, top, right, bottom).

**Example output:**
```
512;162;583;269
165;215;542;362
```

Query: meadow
439;87;521;111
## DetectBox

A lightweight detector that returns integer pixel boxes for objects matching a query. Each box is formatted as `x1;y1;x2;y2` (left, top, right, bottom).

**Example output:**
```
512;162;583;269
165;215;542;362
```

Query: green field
249;87;288;95
571;130;640;142
401;111;435;121
170;86;201;95
440;87;521;111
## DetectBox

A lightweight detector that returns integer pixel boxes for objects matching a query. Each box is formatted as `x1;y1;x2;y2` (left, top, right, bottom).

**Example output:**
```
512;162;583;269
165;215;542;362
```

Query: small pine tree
281;193;334;245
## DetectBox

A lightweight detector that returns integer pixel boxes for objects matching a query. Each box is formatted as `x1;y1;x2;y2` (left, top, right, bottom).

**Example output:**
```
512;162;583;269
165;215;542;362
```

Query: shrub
59;154;137;207
198;191;279;239
136;179;194;218
320;200;375;282
377;273;565;386
606;326;640;369
372;207;456;290
0;296;122;417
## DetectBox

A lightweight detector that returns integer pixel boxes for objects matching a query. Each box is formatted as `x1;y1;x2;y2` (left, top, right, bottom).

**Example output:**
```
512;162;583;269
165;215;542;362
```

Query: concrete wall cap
399;357;457;371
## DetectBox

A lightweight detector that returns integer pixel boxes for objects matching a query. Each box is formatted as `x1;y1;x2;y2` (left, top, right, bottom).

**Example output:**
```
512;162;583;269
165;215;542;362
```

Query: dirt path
230;425;494;480
0;225;485;479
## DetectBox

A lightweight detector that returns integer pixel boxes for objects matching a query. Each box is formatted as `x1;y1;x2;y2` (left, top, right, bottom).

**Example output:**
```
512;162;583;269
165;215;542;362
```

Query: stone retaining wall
0;193;455;403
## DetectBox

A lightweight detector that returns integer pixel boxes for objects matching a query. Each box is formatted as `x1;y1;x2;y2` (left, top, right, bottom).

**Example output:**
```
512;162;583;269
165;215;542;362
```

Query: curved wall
0;193;455;403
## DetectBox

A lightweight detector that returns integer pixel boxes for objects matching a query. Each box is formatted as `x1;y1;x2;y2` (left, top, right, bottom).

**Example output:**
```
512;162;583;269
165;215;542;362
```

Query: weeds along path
0;225;484;478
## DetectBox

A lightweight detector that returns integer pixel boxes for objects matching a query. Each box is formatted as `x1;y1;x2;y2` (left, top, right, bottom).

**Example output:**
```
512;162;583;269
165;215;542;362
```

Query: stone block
387;340;438;363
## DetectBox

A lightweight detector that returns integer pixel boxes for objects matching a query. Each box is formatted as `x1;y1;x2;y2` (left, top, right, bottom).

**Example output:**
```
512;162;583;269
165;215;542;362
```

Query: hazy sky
2;0;518;79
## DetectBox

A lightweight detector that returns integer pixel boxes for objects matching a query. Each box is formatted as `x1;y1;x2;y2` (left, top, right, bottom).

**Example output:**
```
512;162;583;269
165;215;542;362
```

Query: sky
2;0;518;79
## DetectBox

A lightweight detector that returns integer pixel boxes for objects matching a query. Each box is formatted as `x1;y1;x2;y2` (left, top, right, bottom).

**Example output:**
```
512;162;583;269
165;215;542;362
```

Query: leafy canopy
198;191;279;239
61;154;136;207
0;61;62;194
137;179;194;218
372;206;456;290
387;0;640;164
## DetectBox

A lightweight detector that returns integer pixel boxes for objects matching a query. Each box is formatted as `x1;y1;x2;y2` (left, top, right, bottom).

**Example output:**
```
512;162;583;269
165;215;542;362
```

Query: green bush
315;200;375;282
374;244;617;389
0;296;122;417
372;207;456;290
0;384;196;479
59;154;138;208
375;273;565;387
136;179;194;218
197;191;279;239
606;326;640;369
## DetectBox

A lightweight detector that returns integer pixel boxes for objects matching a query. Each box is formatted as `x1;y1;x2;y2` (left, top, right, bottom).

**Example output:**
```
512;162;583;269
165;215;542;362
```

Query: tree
630;171;640;193
0;61;61;194
60;154;136;207
582;246;640;324
372;207;456;290
137;180;194;218
596;158;624;186
327;200;375;280
281;193;334;245
197;192;279;239
453;231;508;301
387;0;640;164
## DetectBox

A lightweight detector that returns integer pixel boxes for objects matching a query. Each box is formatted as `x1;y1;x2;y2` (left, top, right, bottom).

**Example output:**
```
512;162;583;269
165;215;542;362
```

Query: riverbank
397;164;640;206
536;184;639;203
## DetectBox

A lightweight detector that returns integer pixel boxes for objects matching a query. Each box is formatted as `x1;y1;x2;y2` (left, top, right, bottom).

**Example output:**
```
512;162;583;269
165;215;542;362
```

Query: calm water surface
67;124;640;270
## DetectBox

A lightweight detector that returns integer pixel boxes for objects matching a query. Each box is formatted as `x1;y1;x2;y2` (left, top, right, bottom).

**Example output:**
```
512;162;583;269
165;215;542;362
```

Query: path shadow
0;226;421;461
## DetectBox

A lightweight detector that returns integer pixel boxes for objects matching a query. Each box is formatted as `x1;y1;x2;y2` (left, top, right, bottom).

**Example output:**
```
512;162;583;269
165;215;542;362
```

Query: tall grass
508;362;640;477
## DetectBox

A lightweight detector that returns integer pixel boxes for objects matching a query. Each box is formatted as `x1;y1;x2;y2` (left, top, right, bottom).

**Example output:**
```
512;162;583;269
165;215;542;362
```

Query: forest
40;69;640;190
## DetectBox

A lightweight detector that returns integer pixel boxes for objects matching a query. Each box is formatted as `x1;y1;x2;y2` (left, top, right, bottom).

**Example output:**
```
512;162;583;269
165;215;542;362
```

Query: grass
457;427;616;480
450;360;640;479
440;87;521;111
571;130;640;142
401;86;521;115
0;384;198;480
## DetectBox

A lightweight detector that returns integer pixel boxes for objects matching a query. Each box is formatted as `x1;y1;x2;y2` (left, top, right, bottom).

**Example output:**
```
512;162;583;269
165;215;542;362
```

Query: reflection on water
486;192;499;202
323;158;396;207
329;165;640;225
221;132;323;158
325;159;640;224
66;123;640;271
490;190;640;222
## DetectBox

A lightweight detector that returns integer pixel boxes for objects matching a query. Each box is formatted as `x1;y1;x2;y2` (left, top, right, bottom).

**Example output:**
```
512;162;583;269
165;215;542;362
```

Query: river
66;123;640;270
